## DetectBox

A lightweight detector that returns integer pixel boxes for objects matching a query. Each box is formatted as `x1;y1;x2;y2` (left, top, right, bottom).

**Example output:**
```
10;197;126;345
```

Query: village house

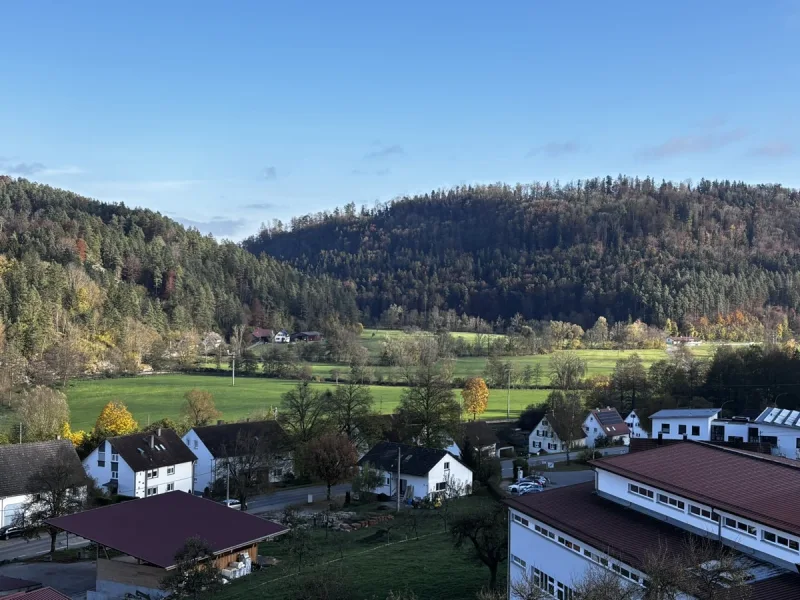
0;440;85;531
649;408;722;441
250;327;274;343
506;442;800;599
47;492;287;600
525;411;586;454
582;407;630;447
273;330;291;343
83;429;197;498
291;331;323;342
623;409;649;439
182;420;292;494
358;441;472;501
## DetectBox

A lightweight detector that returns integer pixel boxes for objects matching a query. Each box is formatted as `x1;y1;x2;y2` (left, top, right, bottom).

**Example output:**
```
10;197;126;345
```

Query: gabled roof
251;327;274;338
545;413;586;442
191;420;289;458
754;406;800;429
358;441;469;477
4;588;70;600
0;440;85;498
462;421;499;449
649;408;721;419
588;408;630;437
47;491;287;569
106;429;196;472
590;441;800;536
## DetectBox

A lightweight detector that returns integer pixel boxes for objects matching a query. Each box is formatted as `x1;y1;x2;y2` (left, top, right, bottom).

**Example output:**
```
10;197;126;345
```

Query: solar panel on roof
787;411;800;426
763;408;780;423
775;409;791;424
596;411;624;426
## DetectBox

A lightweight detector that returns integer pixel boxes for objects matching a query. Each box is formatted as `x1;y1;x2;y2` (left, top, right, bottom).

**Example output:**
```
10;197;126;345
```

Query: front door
711;425;725;442
748;427;760;443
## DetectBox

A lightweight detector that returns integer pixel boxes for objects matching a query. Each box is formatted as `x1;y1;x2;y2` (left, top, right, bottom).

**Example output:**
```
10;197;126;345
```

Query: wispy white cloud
527;141;580;158
748;141;795;158
0;158;83;177
636;128;748;160
364;144;404;160
261;166;277;181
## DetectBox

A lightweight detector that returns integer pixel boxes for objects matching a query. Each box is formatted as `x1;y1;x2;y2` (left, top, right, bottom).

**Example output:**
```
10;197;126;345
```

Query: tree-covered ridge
245;176;800;331
0;177;358;364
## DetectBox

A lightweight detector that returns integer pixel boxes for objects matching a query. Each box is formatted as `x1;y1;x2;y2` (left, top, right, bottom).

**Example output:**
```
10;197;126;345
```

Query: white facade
625;410;649;439
182;429;291;494
0;493;28;529
274;331;290;343
651;414;718;441
528;416;586;454
509;508;650;599
83;443;194;499
369;455;472;500
595;468;800;570
583;412;630;448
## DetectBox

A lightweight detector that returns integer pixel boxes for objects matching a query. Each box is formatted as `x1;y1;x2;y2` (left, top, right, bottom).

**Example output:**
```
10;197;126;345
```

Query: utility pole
396;446;401;513
506;368;511;419
19;423;22;444
232;355;236;387
226;464;230;503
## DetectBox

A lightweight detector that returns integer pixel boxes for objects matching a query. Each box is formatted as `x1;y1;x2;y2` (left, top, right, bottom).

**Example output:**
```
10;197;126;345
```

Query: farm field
65;375;549;430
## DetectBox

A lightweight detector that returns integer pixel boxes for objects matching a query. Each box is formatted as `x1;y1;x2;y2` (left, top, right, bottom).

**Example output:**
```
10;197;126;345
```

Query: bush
576;449;602;464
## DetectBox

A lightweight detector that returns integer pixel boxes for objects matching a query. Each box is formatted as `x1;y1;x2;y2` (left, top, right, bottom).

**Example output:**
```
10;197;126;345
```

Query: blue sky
1;1;798;238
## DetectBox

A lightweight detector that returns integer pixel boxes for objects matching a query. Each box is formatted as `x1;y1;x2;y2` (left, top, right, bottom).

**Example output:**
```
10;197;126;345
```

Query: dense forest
245;176;800;333
0;177;357;373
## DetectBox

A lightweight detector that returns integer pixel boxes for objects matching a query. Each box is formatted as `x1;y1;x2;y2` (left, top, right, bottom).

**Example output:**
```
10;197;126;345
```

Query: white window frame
723;516;757;537
628;483;654;500
148;469;159;479
166;466;175;476
657;492;686;512
166;483;175;492
146;486;158;497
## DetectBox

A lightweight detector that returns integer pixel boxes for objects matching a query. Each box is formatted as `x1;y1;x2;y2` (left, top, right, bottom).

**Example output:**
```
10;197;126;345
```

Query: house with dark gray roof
0;440;85;529
357;441;472;501
583;407;630;447
83;428;197;499
182;420;291;494
526;412;587;455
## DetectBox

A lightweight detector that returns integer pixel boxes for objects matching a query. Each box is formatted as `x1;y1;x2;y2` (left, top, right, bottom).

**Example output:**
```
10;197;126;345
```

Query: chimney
150;435;155;449
157;427;162;437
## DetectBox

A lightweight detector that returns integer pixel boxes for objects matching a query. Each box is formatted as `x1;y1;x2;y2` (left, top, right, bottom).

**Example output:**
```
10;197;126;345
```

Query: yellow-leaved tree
60;422;88;447
94;401;139;437
461;377;490;421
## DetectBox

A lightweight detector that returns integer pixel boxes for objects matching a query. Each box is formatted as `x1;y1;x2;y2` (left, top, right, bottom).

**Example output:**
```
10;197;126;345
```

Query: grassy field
215;496;492;600
66;375;549;430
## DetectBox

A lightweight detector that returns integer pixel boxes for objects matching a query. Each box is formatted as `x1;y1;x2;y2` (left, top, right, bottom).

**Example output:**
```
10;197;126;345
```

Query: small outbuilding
47;491;287;600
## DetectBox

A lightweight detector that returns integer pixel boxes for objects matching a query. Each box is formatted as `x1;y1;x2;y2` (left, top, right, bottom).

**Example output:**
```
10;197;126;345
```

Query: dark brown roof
506;482;688;569
462;421;499;448
47;491;287;569
107;429;196;472
590;442;800;535
191;420;289;458
358;441;467;477
505;483;800;598
0;575;40;593
546;412;586;442
0;440;85;498
5;588;70;600
589;408;631;437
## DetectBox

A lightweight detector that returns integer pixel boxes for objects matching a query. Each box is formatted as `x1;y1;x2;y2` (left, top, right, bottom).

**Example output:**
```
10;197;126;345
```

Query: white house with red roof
582;407;630;447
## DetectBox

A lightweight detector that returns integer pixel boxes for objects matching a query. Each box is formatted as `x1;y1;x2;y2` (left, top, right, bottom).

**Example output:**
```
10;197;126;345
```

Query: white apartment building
357;441;472;500
83;428;197;498
182;420;292;494
651;406;800;459
506;441;800;599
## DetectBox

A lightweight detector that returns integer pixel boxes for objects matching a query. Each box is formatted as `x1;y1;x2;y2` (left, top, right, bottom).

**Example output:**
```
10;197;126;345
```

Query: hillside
0;177;357;373
244;176;800;331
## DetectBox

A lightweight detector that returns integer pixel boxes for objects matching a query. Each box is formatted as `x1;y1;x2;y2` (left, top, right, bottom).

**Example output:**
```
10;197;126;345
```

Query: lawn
215;496;494;600
66;375;549;430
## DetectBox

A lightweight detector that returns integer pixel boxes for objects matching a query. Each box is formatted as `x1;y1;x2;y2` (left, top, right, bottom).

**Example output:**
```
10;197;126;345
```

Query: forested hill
244;176;800;330
0;177;357;363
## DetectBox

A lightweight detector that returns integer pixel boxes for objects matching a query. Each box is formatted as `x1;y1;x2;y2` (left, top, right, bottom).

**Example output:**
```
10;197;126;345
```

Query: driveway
0;561;96;599
500;446;628;478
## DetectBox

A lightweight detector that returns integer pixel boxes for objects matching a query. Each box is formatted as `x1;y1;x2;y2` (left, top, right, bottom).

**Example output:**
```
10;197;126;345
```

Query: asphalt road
0;532;90;563
500;445;629;478
246;483;352;514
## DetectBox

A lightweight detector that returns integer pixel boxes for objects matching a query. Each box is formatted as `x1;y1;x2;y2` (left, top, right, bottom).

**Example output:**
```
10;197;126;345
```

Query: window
661;423;670;433
511;554;526;568
657;493;685;511
111;452;119;462
386;477;391;485
271;468;283;478
689;505;719;522
678;424;687;435
724;517;756;536
193;439;198;449
629;483;654;499
692;426;700;436
166;466;175;476
435;482;446;491
148;469;158;478
444;462;450;470
593;427;597;433
762;530;800;552
147;486;157;496
166;483;175;492
111;468;118;480
513;514;530;527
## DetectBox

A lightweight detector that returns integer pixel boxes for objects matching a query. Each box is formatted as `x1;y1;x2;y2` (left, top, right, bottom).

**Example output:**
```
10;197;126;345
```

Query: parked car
220;499;242;510
508;482;544;495
522;475;549;486
0;524;29;540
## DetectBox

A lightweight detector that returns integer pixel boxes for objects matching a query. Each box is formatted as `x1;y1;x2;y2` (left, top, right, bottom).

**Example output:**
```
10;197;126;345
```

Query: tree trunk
327;482;332;501
50;529;57;555
488;563;498;590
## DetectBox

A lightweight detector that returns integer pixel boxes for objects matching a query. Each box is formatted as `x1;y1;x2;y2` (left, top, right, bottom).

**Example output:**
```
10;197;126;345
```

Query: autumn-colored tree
94;401;139;437
304;433;358;500
461;377;489;421
60;422;88;447
12;387;70;442
181;389;220;427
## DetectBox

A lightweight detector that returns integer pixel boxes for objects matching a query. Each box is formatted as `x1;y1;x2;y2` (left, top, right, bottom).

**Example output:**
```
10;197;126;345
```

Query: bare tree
397;362;461;448
509;570;549;600
43;327;87;388
16;454;87;554
451;503;508;591
304;433;358;500
547;390;584;464
572;567;642;600
549;351;587;390
11;386;70;442
215;430;279;509
437;472;466;531
279;381;328;445
160;537;221;599
329;376;374;443
182;389;221;427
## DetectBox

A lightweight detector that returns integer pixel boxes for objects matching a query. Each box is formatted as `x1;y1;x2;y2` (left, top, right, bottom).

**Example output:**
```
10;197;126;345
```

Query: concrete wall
650;416;716;440
94;558;168;600
595;469;800;570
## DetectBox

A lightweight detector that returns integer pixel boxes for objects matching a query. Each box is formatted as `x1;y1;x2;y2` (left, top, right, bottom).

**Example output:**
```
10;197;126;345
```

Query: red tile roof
4;588;70;600
589;408;631;437
506;483;800;598
589;441;800;535
47;491;287;569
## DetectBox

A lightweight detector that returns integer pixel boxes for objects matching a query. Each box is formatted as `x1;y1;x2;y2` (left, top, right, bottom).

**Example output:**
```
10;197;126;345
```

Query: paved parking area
0;561;95;599
502;468;594;493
